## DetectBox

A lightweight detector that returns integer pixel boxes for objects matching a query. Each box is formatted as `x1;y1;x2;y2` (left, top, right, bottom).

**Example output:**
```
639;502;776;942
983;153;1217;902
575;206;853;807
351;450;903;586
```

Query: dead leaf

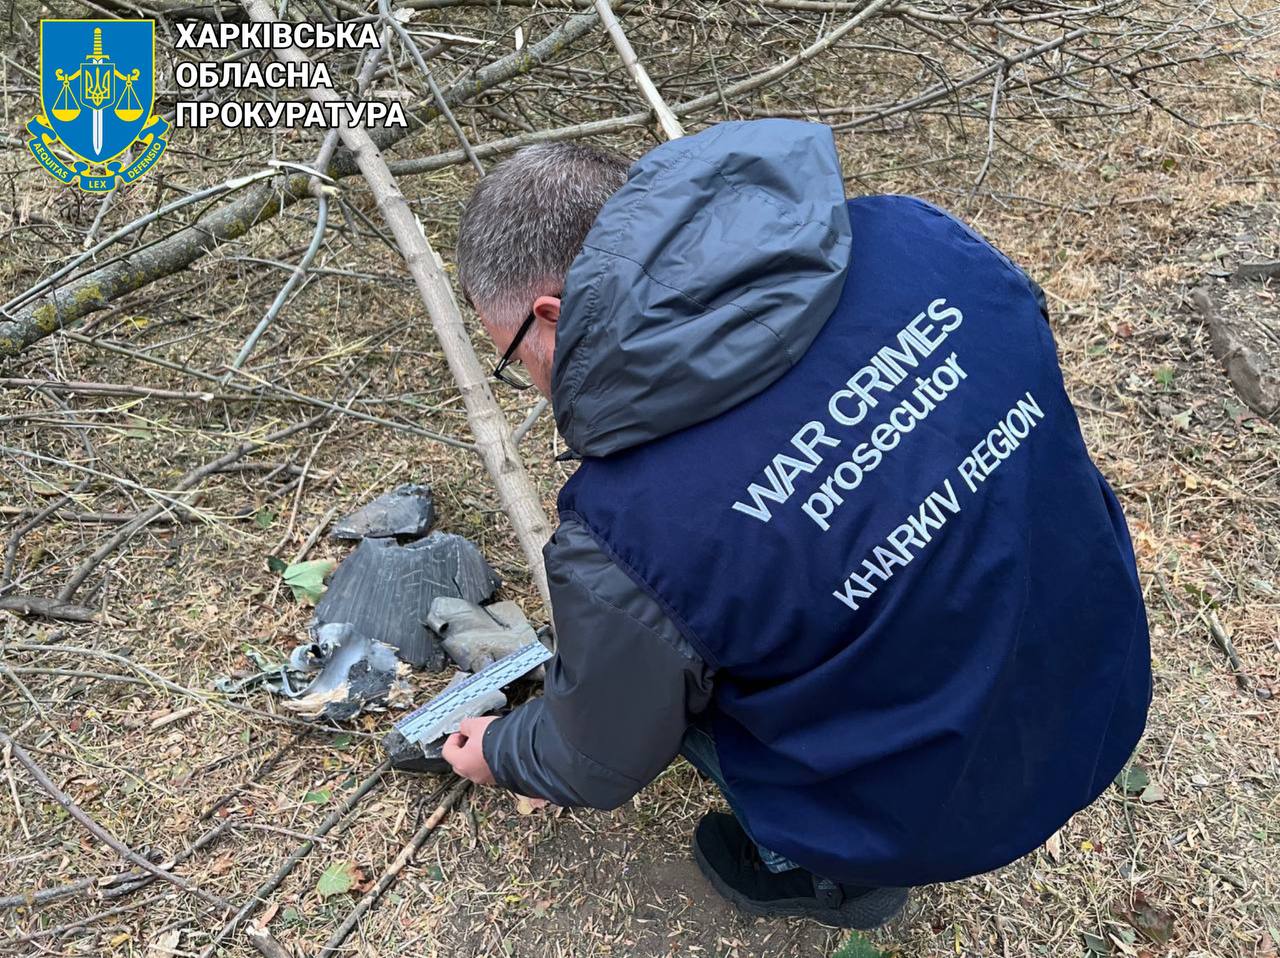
1138;783;1165;804
146;929;182;957
1128;892;1176;944
1043;829;1062;863
1115;764;1149;795
255;901;280;929
515;794;549;815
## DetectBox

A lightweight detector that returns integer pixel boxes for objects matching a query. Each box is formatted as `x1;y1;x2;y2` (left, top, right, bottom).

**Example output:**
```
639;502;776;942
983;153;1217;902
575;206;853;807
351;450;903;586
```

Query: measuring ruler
393;639;552;746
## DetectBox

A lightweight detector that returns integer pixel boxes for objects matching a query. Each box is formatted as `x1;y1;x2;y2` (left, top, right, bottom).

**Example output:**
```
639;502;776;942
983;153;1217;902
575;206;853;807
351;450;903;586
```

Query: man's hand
443;716;498;785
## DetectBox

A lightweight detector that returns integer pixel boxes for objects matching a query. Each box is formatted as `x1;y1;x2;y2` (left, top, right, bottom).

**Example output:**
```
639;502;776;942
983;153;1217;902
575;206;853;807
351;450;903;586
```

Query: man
442;120;1151;928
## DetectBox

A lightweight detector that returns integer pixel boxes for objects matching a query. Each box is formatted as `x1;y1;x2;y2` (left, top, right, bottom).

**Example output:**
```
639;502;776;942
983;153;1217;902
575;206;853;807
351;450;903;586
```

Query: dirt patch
419;774;843;958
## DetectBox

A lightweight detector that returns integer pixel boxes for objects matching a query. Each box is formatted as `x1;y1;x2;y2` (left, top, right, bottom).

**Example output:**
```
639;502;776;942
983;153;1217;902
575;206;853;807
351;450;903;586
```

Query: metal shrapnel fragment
283;622;413;721
330;483;435;541
383;728;450;774
429;597;538;672
312;532;501;669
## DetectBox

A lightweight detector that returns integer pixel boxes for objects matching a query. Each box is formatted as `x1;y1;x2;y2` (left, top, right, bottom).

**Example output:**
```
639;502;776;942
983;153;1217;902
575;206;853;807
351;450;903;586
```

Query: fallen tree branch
246;927;296;958
0;167;278;319
1235;260;1280;281
0;817;236;911
387;0;900;180
244;0;554;602
0;595;98;622
0;730;233;912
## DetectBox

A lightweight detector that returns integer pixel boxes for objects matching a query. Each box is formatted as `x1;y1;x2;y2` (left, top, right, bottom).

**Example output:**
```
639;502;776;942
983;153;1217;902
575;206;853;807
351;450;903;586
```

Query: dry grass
2;2;1278;956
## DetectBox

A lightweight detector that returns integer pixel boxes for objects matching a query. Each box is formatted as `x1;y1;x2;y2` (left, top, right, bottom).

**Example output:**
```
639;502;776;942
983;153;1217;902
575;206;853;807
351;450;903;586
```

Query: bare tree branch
0;729;234;912
593;0;684;139
243;0;554;603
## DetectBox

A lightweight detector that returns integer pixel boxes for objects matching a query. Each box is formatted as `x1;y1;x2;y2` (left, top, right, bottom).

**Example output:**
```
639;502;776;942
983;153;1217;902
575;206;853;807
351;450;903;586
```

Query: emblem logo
28;19;169;192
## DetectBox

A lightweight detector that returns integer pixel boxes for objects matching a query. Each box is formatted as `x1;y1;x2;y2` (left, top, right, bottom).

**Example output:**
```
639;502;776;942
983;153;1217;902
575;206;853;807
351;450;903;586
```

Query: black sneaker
692;812;908;929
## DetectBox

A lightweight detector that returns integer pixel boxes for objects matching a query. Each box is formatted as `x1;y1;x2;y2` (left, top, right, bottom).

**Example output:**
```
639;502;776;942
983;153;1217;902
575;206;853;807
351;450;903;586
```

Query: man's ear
532;295;561;325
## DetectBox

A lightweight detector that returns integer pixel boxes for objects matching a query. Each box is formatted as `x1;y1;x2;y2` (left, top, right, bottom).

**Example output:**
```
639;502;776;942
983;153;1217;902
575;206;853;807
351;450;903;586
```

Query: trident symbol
51;27;142;158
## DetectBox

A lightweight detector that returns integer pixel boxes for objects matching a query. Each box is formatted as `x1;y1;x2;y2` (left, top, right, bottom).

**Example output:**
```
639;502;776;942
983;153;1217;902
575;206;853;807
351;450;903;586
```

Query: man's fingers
441;731;465;763
458;716;484;737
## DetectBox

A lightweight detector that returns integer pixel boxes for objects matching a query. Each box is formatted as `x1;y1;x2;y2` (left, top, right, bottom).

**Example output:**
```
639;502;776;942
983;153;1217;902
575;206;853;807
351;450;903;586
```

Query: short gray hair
456;142;630;324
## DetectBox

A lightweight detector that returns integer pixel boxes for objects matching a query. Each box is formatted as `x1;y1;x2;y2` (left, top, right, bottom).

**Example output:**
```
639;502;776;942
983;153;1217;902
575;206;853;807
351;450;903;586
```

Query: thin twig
2;739;31;841
971;60;1006;195
513;397;549;445
0;817;237;910
226;38;388;375
8;892;171;944
1204;610;1251;691
379;0;485;173
225;194;330;376
0;376;239;402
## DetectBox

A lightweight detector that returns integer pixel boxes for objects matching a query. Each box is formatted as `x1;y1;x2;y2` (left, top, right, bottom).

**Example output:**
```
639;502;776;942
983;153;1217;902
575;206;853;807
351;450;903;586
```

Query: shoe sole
693;840;908;929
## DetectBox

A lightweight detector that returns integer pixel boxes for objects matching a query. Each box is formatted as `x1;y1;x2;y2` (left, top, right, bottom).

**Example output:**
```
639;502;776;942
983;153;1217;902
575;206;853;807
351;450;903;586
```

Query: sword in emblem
81;27;112;158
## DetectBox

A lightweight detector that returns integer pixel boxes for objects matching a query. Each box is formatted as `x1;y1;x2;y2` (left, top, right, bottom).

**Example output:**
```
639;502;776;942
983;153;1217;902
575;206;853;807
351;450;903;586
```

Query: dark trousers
678;721;799;873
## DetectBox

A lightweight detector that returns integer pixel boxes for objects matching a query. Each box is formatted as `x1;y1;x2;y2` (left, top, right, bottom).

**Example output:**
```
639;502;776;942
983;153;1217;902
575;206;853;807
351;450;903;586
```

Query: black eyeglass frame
492;312;537;390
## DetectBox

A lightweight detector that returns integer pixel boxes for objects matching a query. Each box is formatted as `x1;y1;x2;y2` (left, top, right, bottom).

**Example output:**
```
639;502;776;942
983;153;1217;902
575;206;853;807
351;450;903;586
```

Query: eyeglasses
492;312;536;391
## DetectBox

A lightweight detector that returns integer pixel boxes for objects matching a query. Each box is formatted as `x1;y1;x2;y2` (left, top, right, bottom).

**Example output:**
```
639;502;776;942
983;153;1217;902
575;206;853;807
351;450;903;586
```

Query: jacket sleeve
481;515;714;809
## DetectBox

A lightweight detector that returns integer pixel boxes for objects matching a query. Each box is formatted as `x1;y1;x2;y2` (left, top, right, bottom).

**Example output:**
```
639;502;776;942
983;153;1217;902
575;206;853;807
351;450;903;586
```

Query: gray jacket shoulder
482;515;713;809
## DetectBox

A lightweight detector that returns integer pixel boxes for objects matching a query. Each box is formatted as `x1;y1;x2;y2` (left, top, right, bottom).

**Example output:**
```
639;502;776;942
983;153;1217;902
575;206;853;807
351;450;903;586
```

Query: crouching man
442;120;1151;928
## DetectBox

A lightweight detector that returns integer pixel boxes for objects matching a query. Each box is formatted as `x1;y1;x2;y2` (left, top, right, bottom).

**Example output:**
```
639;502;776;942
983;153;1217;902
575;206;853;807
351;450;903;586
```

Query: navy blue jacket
484;120;1151;886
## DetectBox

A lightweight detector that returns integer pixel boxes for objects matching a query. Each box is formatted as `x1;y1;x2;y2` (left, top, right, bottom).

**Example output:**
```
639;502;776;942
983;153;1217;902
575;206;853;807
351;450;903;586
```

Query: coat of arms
28;19;169;192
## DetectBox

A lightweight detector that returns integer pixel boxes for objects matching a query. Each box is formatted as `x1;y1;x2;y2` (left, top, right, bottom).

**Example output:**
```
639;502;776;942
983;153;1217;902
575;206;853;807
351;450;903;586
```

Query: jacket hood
551;119;852;457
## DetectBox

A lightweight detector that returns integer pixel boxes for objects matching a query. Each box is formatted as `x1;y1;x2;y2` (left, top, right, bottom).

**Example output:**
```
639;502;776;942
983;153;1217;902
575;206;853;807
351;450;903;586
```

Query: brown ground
1;3;1278;957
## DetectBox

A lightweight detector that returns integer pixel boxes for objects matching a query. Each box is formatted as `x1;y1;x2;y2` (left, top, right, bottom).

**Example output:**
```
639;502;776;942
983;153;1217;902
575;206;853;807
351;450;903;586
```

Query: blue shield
40;19;154;165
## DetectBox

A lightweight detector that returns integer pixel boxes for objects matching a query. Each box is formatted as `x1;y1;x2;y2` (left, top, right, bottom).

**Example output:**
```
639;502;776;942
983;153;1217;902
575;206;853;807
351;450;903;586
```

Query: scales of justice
51;26;143;161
